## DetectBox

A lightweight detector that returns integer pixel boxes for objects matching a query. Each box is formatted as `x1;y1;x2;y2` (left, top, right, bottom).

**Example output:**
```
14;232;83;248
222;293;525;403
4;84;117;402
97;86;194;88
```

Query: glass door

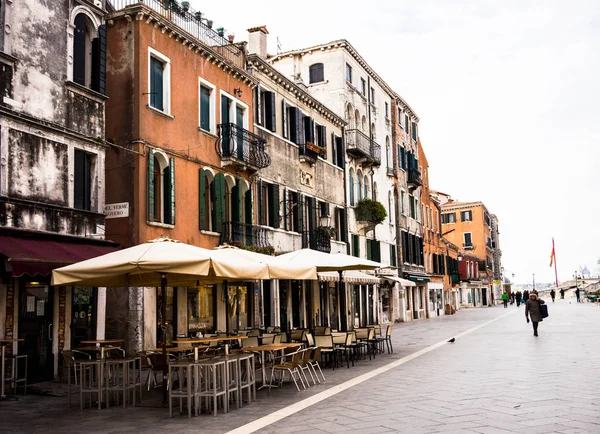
71;287;96;348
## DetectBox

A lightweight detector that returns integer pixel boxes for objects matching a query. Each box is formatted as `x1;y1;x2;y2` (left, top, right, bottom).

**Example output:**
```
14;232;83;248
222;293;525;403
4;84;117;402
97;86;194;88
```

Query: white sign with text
105;202;129;219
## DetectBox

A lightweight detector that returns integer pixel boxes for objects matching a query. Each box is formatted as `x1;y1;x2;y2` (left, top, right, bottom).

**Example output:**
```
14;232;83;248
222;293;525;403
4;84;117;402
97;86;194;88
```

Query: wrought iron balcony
345;129;381;166
407;168;422;188
302;228;331;253
221;221;272;252
110;0;245;69
216;123;271;171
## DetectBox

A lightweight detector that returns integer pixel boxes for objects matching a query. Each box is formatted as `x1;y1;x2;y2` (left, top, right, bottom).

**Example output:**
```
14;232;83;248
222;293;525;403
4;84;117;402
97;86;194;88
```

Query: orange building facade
103;2;269;350
440;200;494;307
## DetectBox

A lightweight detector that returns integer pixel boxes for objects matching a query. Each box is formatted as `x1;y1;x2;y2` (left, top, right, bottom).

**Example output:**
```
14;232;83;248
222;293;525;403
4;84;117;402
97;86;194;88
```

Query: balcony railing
302;229;331;253
299;142;326;162
110;0;245;69
407;168;422;188
221;221;272;251
345;129;381;165
216;123;271;170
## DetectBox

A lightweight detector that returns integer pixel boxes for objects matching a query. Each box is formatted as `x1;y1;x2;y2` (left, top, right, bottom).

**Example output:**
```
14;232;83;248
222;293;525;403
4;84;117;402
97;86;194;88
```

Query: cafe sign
105;202;129;219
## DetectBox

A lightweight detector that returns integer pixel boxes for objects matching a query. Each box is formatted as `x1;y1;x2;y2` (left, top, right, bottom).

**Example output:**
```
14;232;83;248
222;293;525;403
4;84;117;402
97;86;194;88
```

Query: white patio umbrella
51;237;271;401
213;245;317;280
270;248;381;272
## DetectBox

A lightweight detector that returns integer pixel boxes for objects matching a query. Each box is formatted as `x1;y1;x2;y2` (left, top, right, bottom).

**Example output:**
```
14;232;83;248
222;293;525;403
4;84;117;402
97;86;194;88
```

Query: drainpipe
342;125;350;256
367;76;374;194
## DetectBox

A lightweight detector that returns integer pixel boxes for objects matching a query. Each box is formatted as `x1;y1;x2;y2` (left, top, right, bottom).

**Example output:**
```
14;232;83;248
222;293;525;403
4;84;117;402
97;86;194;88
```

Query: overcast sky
190;0;600;284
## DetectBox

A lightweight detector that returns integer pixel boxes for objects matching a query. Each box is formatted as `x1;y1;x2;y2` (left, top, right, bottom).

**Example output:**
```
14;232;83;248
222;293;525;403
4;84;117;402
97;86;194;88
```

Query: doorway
70;287;97;348
18;283;54;383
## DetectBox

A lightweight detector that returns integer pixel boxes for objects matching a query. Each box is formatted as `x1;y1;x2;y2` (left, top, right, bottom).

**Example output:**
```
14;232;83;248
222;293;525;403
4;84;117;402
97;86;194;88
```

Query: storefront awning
318;270;381;284
379;275;416;287
0;234;119;278
407;274;431;283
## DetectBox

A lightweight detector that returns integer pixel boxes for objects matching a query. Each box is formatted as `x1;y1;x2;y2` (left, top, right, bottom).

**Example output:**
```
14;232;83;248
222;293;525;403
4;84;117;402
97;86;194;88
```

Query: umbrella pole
161;275;168;403
339;270;348;332
224;280;230;335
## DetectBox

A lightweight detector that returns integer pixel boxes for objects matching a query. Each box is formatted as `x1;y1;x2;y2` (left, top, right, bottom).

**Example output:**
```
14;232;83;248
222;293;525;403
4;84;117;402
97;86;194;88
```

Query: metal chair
269;350;305;392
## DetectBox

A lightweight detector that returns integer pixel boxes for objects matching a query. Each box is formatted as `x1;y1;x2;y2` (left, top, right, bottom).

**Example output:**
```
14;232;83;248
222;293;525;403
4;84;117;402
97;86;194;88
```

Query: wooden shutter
295;195;304;233
245;188;253;225
336;135;345;169
349;172;354;205
232;178;242;223
331;133;337;166
163;165;172;224
307;197;317;230
352;234;360;257
266;92;276;132
366;239;372;260
147;149;155;222
282;188;289;231
91;24;107;94
257;179;263;225
268;183;280;228
213;173;226;233
282;100;288;138
150;58;164;111
168;157;176;224
255;86;262;126
199;168;207;230
295;109;304;145
73;14;87;86
338;208;348;243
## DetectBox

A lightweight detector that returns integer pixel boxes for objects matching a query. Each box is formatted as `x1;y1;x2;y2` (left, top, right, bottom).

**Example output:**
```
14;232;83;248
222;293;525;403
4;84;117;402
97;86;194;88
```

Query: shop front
428;282;445;317
0;230;117;382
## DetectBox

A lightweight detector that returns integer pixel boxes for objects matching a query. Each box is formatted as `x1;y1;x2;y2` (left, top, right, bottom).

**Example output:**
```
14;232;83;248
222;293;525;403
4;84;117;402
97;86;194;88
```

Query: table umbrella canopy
213;245;317;280
51;237;271;287
270;248;382;272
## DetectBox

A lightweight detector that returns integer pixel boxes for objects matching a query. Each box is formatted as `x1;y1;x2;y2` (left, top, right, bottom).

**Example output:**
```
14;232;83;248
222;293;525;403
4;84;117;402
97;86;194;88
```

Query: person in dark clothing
510;292;515;305
550;289;556;302
575;288;581;303
523;290;529;302
525;292;545;336
560;288;565;299
515;291;522;307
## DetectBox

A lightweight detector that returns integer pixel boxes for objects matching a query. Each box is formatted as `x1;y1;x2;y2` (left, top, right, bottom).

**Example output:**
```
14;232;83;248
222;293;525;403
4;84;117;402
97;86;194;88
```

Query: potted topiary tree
355;198;387;225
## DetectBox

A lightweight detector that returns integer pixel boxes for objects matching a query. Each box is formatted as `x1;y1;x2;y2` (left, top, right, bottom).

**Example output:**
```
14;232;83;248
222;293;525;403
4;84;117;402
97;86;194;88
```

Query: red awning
0;235;118;278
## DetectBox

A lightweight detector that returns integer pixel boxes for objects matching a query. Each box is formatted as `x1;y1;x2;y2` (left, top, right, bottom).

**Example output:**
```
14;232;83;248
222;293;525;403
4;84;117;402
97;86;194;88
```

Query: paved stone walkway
1;298;598;433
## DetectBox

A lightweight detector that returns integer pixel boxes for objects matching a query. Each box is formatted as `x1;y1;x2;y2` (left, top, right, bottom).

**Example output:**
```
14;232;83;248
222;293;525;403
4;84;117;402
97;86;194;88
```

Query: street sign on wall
104;202;129;219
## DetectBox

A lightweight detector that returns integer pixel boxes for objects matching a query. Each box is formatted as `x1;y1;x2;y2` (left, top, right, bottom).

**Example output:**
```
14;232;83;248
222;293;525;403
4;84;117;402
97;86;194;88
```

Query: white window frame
219;90;249;129
148;48;171;115
401;190;406;215
462;210;473;222
151;149;170;224
345;63;352;83
198;77;217;134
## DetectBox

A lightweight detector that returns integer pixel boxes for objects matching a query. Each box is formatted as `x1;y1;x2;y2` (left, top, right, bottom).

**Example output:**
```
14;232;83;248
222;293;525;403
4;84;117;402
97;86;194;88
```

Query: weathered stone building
246;27;354;330
0;0;115;382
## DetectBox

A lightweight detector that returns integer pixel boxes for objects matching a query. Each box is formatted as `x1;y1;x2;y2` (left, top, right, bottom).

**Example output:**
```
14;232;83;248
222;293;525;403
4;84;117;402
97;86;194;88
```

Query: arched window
364;176;369;199
346;104;355;129
349;169;355;206
72;11;106;94
371;122;376;139
148;149;175;225
361;115;367;132
309;63;324;84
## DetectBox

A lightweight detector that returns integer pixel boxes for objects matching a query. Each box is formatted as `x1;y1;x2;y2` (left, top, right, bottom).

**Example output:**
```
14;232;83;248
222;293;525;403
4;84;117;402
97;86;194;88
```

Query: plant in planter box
315;225;337;239
355;198;387;225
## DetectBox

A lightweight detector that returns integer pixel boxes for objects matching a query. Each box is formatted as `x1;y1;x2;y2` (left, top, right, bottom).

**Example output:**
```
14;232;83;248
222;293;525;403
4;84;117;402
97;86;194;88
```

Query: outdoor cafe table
172;336;247;361
80;339;124;359
242;343;303;390
0;338;23;400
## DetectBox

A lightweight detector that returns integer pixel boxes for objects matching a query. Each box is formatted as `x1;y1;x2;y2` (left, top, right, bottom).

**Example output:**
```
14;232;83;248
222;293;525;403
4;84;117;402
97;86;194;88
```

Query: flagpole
553;238;559;288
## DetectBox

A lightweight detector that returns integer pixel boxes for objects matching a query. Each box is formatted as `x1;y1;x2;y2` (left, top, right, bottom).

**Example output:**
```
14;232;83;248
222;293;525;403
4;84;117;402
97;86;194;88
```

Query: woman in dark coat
525;292;545;336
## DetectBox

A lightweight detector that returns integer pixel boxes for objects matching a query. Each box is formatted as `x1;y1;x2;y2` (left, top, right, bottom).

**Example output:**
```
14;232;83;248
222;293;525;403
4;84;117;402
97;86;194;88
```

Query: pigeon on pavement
447;338;455;343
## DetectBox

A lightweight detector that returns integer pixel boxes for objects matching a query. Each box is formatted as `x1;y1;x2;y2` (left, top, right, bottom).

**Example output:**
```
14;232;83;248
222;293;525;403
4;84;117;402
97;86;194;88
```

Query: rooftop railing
110;0;245;69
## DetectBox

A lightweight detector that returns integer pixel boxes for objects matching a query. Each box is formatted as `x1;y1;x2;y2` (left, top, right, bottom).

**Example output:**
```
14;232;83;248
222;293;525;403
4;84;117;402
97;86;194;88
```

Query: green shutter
282;100;288;139
352;234;359;257
169;157;175;224
296;195;304;233
269;184;280;228
366;239;372;260
214;173;226;233
163;165;171;224
349;172;354;206
147;149;155;221
308;197;317;230
232;178;242;223
199;168;207;230
257;179;263;225
245;188;253;225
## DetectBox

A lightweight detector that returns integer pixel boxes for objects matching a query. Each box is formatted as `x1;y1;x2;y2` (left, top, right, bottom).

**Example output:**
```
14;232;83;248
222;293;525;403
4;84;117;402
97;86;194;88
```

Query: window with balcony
72;13;107;94
464;232;473;248
74;149;94;211
360;78;366;96
258;181;280;228
148;150;175;225
442;212;456;224
345;63;352;83
461;210;472;222
309;63;324;84
199;79;215;133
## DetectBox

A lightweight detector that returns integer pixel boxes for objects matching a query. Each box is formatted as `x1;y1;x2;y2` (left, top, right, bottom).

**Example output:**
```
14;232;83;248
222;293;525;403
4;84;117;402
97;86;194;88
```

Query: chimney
247;25;268;58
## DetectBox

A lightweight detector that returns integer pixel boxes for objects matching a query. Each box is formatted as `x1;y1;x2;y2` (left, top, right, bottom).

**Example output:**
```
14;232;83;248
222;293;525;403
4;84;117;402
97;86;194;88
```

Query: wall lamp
233;88;243;97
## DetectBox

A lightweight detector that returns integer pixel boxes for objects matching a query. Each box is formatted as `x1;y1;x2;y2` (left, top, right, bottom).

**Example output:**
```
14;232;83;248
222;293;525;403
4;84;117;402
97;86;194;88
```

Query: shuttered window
73;14;87;86
349;172;355;206
200;85;211;131
352;234;360;257
150;57;164;111
199;168;207;230
309;63;324;83
91;24;107;94
390;244;397;267
264;91;276;132
74;149;92;211
212;173;226;233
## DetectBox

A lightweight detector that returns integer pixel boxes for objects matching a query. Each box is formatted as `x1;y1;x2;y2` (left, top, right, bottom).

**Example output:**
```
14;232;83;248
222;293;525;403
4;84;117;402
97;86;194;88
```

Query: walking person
515;290;522;307
575;288;581;303
523;290;529;302
510;292;515;305
550;289;556;302
560;288;565;299
502;291;509;308
525;291;545;337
